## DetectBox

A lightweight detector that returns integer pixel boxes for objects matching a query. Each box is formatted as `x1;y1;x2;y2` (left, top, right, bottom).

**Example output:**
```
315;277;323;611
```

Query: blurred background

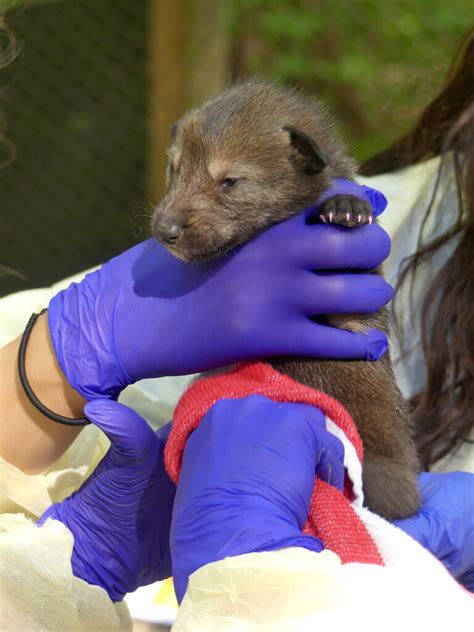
0;0;472;297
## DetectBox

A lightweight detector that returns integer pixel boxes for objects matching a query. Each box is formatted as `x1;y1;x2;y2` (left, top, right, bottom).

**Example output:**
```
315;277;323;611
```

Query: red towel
165;361;384;566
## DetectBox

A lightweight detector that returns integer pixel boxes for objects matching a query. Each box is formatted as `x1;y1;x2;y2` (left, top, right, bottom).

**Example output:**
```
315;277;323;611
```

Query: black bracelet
18;309;90;427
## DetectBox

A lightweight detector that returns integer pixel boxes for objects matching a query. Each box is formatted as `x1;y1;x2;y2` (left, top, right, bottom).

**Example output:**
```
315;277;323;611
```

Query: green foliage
229;0;472;160
1;0;62;10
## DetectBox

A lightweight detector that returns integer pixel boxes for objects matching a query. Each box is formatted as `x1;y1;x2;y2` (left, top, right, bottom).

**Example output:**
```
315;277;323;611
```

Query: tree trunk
148;0;230;203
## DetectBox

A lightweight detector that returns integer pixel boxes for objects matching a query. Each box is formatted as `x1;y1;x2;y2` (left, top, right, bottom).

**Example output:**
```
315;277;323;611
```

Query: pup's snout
155;220;184;245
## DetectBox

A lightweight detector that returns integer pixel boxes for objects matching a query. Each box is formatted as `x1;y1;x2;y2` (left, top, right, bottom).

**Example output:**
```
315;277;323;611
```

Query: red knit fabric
165;361;384;566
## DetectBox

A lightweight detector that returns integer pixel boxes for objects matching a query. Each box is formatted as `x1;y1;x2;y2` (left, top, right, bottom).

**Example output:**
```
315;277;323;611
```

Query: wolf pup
152;79;420;520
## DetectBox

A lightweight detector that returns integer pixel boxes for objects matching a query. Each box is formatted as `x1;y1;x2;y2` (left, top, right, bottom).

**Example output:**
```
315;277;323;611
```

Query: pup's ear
170;123;178;139
282;126;330;175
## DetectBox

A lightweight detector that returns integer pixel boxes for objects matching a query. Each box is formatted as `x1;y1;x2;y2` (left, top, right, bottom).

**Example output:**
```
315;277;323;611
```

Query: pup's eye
220;177;239;190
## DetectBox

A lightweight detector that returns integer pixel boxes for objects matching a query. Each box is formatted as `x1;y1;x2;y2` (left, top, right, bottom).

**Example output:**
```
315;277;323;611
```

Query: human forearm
0;312;85;473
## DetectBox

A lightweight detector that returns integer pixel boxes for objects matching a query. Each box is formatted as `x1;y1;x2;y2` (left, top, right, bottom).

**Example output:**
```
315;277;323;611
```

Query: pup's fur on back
152;79;420;520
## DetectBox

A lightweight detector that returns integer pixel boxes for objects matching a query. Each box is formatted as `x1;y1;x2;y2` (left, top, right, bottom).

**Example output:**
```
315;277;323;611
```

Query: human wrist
29;312;86;418
0;313;85;473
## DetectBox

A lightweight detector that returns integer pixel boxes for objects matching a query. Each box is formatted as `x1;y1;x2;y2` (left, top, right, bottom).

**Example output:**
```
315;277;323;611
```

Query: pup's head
152;80;346;261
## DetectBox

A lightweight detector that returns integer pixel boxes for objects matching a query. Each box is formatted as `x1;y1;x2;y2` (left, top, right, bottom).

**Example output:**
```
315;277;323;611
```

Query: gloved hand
170;395;345;602
49;179;392;400
38;400;175;602
395;471;474;591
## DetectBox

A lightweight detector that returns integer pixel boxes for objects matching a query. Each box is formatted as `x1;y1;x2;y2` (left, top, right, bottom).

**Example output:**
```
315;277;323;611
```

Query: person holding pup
1;33;474;632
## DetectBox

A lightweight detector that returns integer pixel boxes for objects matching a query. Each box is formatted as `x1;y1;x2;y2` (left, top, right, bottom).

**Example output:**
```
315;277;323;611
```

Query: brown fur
152;79;420;520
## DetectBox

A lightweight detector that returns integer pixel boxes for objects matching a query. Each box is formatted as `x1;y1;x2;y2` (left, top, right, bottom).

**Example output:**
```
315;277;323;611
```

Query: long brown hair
360;29;474;469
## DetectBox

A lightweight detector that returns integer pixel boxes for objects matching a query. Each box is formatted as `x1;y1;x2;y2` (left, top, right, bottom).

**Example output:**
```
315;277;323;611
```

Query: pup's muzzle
154;219;184;245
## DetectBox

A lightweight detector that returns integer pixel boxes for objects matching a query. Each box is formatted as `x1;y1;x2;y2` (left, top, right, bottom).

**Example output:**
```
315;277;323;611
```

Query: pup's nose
155;221;184;245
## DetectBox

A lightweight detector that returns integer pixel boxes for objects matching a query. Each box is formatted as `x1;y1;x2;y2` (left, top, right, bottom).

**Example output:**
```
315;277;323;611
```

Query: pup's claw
318;195;374;228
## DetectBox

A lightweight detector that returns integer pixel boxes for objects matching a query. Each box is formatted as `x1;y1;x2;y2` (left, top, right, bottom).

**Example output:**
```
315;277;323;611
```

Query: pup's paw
318;194;373;227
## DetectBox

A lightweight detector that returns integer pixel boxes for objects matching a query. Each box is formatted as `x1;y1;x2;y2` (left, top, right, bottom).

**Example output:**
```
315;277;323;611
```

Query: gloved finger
396;472;474;581
277;321;388;362
360;185;388;217
417;471;444;499
395;509;466;576
155;421;173;443
290;221;391;270
393;511;433;547
459;569;474;592
85;399;157;460
395;510;464;578
314;431;345;491
295;271;393;315
279;403;344;490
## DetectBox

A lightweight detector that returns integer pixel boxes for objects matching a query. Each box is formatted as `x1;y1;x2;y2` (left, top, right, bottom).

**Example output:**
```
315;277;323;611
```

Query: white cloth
174;517;473;632
0;514;131;631
0;156;473;631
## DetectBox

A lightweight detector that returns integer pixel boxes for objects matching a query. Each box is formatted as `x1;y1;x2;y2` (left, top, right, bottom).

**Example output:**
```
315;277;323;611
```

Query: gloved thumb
360;184;387;217
85;399;157;462
155;420;173;443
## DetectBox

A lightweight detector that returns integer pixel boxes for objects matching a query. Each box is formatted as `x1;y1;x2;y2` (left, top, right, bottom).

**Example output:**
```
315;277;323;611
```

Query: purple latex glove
38;400;175;602
49;179;391;400
395;471;474;591
170;395;345;603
